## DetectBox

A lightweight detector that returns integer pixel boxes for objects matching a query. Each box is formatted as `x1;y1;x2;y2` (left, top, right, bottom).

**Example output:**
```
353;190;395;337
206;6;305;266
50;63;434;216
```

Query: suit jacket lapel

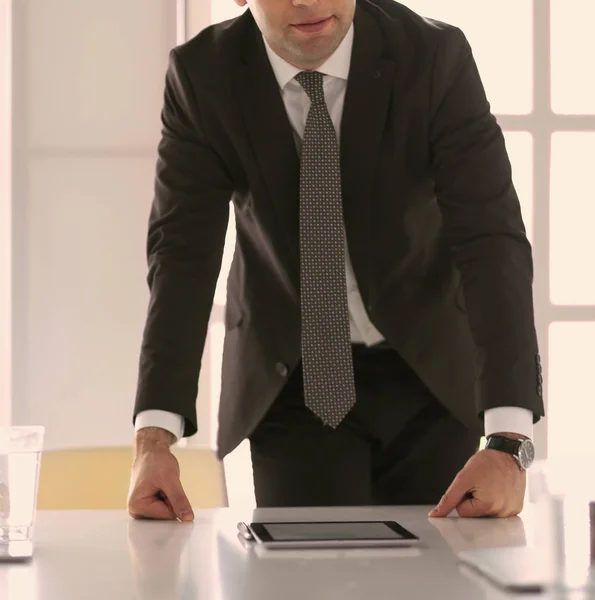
232;20;301;282
341;5;395;301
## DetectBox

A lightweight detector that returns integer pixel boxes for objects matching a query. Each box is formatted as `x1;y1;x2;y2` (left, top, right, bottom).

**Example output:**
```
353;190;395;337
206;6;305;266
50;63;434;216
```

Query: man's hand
428;444;526;518
128;427;194;521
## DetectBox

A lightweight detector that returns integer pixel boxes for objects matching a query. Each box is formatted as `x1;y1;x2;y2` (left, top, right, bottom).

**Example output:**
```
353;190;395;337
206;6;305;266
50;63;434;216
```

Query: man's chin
286;37;341;68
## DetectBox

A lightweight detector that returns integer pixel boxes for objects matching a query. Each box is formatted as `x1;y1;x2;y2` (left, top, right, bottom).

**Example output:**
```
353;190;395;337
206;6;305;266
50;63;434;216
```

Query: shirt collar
263;22;354;90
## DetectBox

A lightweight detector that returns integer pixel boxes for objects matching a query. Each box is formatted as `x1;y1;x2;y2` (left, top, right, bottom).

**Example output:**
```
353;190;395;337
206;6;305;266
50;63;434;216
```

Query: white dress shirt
135;26;533;442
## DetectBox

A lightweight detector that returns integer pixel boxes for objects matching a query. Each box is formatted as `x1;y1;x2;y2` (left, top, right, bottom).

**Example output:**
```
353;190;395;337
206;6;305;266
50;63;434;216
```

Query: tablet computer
238;520;420;549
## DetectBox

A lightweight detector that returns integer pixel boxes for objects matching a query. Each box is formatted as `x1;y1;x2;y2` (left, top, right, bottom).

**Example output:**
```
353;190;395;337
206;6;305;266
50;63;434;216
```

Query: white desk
0;506;588;599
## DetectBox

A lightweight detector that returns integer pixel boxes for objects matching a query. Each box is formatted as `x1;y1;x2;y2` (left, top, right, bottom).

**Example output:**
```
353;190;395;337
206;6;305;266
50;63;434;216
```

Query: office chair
36;445;228;510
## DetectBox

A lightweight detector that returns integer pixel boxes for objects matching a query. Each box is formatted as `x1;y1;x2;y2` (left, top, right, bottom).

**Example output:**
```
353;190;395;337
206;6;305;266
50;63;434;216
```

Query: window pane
550;133;595;305
551;0;595;114
402;0;533;114
210;2;245;24
214;211;236;306
223;440;256;508
209;309;255;508
503;131;534;245
548;322;595;458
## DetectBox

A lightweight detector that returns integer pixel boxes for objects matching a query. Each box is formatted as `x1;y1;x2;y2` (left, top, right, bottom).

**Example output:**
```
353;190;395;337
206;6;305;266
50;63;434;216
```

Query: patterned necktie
295;70;356;428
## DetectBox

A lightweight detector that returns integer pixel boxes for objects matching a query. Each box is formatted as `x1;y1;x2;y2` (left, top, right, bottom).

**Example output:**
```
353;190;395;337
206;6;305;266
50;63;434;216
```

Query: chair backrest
36;446;228;510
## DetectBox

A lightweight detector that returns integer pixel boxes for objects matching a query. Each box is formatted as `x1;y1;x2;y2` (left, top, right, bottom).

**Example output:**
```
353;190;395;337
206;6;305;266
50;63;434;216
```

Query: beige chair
36;446;228;510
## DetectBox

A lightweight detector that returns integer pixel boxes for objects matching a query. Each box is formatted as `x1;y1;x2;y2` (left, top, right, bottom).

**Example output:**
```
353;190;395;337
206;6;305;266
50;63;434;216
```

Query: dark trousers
249;343;480;507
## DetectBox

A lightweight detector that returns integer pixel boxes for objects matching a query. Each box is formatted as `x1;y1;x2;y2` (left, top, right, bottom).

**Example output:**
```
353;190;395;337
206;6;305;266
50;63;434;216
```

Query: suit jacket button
276;362;288;377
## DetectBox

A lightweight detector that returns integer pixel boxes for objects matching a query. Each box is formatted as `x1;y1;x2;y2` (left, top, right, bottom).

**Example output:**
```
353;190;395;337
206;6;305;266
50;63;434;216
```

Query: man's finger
128;492;176;521
161;479;194;522
429;474;471;518
128;493;177;520
455;497;490;518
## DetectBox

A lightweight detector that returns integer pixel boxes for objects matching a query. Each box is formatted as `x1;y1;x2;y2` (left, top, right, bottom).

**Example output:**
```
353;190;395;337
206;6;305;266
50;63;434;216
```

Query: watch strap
485;435;523;456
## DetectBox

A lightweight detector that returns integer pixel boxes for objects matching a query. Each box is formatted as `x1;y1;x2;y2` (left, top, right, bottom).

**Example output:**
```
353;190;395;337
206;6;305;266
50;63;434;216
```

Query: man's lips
291;16;333;33
294;16;330;25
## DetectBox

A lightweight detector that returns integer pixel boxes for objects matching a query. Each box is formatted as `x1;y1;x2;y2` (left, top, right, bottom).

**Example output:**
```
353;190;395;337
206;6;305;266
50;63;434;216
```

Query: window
405;2;595;458
406;0;595;459
405;0;595;459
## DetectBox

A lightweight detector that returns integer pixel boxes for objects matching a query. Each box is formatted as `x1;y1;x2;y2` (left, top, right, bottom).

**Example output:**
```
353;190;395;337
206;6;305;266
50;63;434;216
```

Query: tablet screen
254;521;415;542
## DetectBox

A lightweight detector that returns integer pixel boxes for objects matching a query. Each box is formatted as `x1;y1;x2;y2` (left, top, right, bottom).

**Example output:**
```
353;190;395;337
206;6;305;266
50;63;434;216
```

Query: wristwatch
485;435;535;471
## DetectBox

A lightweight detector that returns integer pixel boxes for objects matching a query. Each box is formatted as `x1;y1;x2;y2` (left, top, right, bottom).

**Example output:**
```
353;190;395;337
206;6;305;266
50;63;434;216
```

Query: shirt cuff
134;410;185;443
484;407;534;439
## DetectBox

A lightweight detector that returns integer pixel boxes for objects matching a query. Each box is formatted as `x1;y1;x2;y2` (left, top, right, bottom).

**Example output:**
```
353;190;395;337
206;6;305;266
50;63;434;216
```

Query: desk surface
0;506;588;600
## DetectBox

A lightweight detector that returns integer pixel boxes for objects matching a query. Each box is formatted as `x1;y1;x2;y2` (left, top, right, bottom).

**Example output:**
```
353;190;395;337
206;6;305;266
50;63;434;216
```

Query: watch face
519;439;535;469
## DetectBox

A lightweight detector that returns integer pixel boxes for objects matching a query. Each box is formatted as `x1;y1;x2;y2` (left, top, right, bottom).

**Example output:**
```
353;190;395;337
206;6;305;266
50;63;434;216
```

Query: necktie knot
295;71;325;105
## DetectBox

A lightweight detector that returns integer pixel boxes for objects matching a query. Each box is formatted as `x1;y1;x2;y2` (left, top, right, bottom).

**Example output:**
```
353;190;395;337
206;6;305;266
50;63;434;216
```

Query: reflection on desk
429;515;527;553
213;507;531;600
127;519;195;600
3;507;582;600
235;531;423;559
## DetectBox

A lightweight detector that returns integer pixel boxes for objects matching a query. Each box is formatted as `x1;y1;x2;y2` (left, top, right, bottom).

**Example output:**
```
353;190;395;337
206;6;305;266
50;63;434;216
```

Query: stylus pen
237;521;254;541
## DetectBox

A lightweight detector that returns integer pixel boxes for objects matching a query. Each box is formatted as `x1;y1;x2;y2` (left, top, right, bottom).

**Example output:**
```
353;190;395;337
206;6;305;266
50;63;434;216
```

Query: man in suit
128;0;545;520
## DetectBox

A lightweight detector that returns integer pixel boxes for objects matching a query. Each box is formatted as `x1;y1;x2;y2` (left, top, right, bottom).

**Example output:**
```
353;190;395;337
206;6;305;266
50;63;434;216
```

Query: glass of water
527;458;595;592
0;426;45;543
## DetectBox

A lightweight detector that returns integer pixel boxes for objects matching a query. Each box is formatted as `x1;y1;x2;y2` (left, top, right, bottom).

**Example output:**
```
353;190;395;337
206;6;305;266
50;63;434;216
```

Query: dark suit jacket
133;0;545;459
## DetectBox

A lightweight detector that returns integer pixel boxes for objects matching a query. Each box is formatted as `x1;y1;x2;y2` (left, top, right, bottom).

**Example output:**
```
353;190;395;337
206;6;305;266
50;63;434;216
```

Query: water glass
527;458;595;592
0;426;45;544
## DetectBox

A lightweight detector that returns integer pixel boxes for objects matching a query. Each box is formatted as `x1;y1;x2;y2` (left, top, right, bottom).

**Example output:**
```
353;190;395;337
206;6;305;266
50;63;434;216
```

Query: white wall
10;0;177;449
0;0;12;426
